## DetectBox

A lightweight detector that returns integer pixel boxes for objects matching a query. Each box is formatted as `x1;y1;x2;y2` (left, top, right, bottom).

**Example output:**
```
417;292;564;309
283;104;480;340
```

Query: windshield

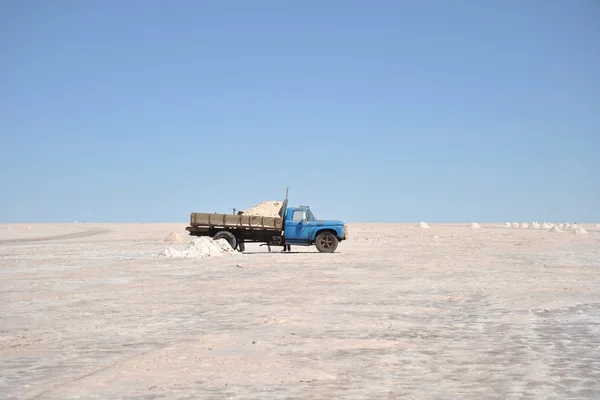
307;209;316;221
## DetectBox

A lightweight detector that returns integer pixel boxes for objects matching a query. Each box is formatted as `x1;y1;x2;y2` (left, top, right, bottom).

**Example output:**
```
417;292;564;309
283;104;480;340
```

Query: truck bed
189;213;283;231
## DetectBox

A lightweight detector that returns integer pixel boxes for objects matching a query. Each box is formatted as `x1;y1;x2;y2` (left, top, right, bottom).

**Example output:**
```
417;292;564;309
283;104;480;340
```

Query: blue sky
1;0;598;223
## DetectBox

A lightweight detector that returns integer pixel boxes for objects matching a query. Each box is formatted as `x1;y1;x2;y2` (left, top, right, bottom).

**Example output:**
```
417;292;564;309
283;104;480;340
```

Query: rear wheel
315;232;338;253
213;231;238;250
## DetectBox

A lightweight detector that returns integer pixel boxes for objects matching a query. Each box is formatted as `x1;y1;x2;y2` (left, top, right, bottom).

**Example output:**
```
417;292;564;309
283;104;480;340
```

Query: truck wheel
213;231;237;250
315;232;338;253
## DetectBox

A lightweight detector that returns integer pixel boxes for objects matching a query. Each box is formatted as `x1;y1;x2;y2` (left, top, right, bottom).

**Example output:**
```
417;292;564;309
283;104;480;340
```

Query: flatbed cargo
189;213;283;230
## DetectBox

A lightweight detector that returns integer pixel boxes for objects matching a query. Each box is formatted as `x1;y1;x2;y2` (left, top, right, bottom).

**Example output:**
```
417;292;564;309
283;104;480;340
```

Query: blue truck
185;200;347;253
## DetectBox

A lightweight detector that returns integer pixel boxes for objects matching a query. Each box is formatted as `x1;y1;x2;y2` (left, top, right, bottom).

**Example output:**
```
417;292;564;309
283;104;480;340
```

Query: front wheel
315;232;339;253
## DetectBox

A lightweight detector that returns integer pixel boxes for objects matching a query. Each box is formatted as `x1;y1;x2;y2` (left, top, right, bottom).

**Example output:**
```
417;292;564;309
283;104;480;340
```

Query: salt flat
1;223;599;399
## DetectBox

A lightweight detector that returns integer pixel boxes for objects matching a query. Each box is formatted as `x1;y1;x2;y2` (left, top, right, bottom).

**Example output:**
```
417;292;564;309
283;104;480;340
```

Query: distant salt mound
468;222;481;229
414;222;430;229
530;222;540;229
557;223;565;229
565;223;573;229
520;223;530;229
595;224;600;228
549;226;562;233
164;232;184;243
572;226;588;236
158;237;237;259
541;223;551;229
243;201;283;218
504;222;511;228
511;222;520;228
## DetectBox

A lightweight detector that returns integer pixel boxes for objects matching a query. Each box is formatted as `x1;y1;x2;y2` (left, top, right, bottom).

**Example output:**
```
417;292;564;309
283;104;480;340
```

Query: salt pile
541;223;551;229
530;222;540;229
520;223;530;229
572;226;588;236
511;222;520;228
595;224;600;228
158;237;237;259
414;222;430;229
243;201;283;218
549;226;562;232
468;222;481;229
504;222;511;228
164;232;184;243
564;223;572;229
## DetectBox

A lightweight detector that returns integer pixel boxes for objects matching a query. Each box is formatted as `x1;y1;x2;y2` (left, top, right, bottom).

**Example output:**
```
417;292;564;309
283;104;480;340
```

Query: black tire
315;232;338;253
213;231;237;250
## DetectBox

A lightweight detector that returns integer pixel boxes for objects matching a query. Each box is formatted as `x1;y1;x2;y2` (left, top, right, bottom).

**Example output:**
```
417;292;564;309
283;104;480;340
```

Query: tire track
0;228;111;244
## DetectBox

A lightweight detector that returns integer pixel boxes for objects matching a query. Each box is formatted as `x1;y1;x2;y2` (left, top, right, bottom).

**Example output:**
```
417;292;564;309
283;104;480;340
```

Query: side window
291;210;305;222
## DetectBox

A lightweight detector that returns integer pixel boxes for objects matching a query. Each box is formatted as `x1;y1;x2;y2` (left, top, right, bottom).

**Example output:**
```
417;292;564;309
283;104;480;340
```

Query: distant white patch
572;226;588;236
164;232;184;243
468;222;481;229
414;222;430;229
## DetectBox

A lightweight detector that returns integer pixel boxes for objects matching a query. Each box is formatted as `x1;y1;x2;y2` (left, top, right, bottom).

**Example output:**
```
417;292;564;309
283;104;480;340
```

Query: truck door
284;209;310;244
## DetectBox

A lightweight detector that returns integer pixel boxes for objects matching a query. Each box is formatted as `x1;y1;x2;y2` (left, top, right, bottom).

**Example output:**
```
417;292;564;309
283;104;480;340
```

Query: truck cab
282;206;348;252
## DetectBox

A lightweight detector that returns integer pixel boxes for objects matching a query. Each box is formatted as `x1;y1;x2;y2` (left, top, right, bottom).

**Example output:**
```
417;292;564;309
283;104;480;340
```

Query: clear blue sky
1;0;598;223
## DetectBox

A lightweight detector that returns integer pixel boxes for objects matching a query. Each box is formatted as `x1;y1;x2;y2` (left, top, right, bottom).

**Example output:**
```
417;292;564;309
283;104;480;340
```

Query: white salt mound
415;222;430;229
541;223;551;229
243;201;283;218
549;226;562;233
530;222;540;229
595;224;600;228
504;222;511;228
158;237;237;259
468;222;481;229
564;223;572;229
164;232;184;243
572;226;588;236
520;223;530;229
511;222;520;228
